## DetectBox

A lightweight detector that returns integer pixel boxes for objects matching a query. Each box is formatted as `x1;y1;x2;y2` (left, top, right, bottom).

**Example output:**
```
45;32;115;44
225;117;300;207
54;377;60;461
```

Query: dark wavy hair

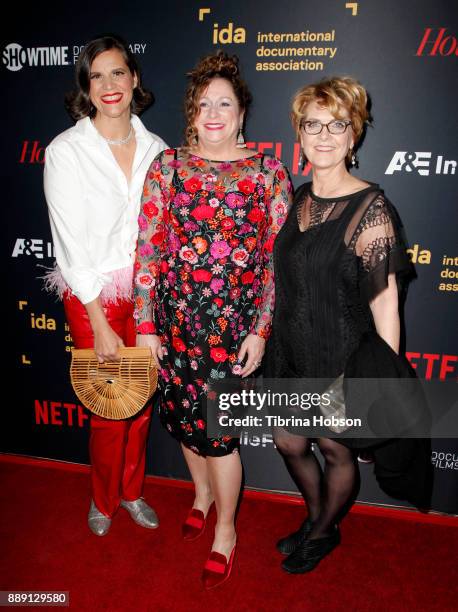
65;34;153;121
184;51;252;146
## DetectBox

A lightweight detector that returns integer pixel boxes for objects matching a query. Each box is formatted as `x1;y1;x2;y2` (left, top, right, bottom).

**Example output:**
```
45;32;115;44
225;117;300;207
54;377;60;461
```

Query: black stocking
310;438;358;538
273;430;322;522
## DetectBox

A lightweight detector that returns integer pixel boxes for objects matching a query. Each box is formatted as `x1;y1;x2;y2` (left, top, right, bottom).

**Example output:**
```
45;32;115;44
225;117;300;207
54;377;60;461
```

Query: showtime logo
12;238;54;259
2;43;70;71
416;28;458;56
385;152;456;176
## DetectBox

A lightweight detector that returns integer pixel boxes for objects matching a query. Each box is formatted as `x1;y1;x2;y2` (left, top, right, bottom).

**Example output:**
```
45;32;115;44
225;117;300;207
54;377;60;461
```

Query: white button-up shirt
44;115;167;304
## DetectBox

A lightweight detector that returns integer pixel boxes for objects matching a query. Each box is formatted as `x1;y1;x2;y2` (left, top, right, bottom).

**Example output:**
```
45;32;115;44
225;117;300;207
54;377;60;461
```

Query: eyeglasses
300;119;352;135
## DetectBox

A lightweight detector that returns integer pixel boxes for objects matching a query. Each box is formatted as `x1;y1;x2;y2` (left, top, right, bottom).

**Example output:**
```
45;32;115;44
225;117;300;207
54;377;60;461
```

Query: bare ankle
193;489;214;514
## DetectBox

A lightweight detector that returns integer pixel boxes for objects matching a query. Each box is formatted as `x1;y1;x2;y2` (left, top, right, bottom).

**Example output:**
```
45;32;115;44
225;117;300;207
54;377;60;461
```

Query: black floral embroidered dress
134;149;292;456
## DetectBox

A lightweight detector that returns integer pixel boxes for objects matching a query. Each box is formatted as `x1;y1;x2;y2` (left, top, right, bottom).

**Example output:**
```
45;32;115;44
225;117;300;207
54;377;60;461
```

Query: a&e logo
12;239;54;259
385;152;457;176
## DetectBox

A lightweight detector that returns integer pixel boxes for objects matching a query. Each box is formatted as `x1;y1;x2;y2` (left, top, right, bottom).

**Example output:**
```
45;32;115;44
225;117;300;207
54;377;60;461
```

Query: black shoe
281;527;340;574
276;518;313;555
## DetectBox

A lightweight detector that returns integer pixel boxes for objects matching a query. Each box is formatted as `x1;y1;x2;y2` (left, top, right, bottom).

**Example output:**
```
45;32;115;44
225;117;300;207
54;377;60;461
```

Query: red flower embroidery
220;217;235;231
192;269;212;282
143;201;159;219
247;207;264;223
264;234;276;253
183;176;203;193
191;204;215;221
151;229;165;245
137;321;156;334
210;347;229;363
196;420;205;430
241;271;255;284
172;337;186;352
213;297;223;308
237;178;256;195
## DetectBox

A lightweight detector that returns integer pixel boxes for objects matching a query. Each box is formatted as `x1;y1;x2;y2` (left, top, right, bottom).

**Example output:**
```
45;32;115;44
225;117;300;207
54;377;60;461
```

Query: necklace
93;122;134;146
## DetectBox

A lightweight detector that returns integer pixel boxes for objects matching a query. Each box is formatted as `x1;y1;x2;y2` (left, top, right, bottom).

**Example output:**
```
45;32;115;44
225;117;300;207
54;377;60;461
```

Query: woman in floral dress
134;52;292;587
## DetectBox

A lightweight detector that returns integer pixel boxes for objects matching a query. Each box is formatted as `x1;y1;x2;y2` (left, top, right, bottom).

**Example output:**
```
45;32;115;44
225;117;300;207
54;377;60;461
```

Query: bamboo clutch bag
70;347;158;420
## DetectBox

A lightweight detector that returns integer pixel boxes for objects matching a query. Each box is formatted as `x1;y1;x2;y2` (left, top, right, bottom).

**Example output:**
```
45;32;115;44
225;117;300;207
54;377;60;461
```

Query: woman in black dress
266;77;411;573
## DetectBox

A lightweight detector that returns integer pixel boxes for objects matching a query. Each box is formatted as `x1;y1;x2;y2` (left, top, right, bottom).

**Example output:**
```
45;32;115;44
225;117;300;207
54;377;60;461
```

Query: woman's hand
136;334;164;367
238;334;266;378
93;324;124;363
84;298;123;362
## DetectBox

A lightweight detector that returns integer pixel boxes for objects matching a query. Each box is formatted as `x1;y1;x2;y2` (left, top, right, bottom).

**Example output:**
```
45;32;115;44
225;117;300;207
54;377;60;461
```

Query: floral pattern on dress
134;148;292;455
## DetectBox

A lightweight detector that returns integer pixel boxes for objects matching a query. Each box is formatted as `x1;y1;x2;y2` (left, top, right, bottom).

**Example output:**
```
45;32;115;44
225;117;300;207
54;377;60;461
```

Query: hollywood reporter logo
416;28;458;57
385;152;456;176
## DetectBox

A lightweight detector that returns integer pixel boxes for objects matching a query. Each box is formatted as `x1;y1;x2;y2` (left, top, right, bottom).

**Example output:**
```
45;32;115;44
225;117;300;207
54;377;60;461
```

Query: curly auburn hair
291;76;371;163
183;51;252;147
65;34;153;122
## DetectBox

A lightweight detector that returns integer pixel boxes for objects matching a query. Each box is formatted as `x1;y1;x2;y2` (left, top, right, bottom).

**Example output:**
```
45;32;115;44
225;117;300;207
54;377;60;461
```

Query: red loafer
182;508;207;541
202;545;236;590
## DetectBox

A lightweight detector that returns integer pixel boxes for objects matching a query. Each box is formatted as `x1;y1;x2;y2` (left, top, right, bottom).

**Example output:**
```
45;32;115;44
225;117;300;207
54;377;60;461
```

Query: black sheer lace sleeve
349;193;413;302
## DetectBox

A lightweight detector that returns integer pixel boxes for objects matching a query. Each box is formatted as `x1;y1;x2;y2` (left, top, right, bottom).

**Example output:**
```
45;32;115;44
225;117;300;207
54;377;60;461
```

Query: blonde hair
291;76;371;162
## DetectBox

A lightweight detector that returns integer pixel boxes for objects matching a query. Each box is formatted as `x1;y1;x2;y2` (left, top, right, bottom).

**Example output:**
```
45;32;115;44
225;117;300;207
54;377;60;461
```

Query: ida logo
12;239;54;259
385;152;457;176
213;22;246;44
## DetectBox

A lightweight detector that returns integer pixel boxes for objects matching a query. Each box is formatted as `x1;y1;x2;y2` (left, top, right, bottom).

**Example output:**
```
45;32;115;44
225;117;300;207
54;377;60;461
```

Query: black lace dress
265;182;411;381
265;183;435;508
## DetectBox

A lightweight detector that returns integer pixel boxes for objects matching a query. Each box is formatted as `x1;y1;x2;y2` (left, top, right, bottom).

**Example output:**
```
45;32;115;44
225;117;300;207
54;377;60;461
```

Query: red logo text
416;28;458;56
35;400;89;427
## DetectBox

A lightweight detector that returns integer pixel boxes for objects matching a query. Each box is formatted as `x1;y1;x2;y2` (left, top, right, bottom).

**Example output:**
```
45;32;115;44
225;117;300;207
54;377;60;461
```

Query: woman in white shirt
44;34;167;536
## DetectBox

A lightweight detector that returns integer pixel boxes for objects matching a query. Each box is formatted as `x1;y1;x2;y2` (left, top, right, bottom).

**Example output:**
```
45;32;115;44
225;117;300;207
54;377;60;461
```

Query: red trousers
64;294;152;517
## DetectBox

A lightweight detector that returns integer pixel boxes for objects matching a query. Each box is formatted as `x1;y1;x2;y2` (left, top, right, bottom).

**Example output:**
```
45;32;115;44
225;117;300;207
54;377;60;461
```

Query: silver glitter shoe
120;498;159;529
88;500;111;536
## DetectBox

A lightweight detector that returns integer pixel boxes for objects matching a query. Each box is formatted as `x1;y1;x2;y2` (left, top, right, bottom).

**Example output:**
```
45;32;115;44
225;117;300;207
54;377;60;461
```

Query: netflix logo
405;352;457;380
416;28;458;56
246;141;312;176
35;400;89;427
20;141;45;164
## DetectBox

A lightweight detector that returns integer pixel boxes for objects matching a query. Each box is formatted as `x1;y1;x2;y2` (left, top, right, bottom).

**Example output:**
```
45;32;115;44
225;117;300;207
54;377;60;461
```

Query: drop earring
350;149;358;168
236;125;246;148
298;149;304;169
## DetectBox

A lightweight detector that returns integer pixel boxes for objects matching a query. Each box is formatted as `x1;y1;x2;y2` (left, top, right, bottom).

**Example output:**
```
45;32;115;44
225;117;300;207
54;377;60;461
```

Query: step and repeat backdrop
3;1;457;513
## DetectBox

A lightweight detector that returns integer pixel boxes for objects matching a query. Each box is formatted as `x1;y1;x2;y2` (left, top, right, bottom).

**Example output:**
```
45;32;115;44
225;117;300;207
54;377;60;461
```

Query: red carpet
1;455;457;612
